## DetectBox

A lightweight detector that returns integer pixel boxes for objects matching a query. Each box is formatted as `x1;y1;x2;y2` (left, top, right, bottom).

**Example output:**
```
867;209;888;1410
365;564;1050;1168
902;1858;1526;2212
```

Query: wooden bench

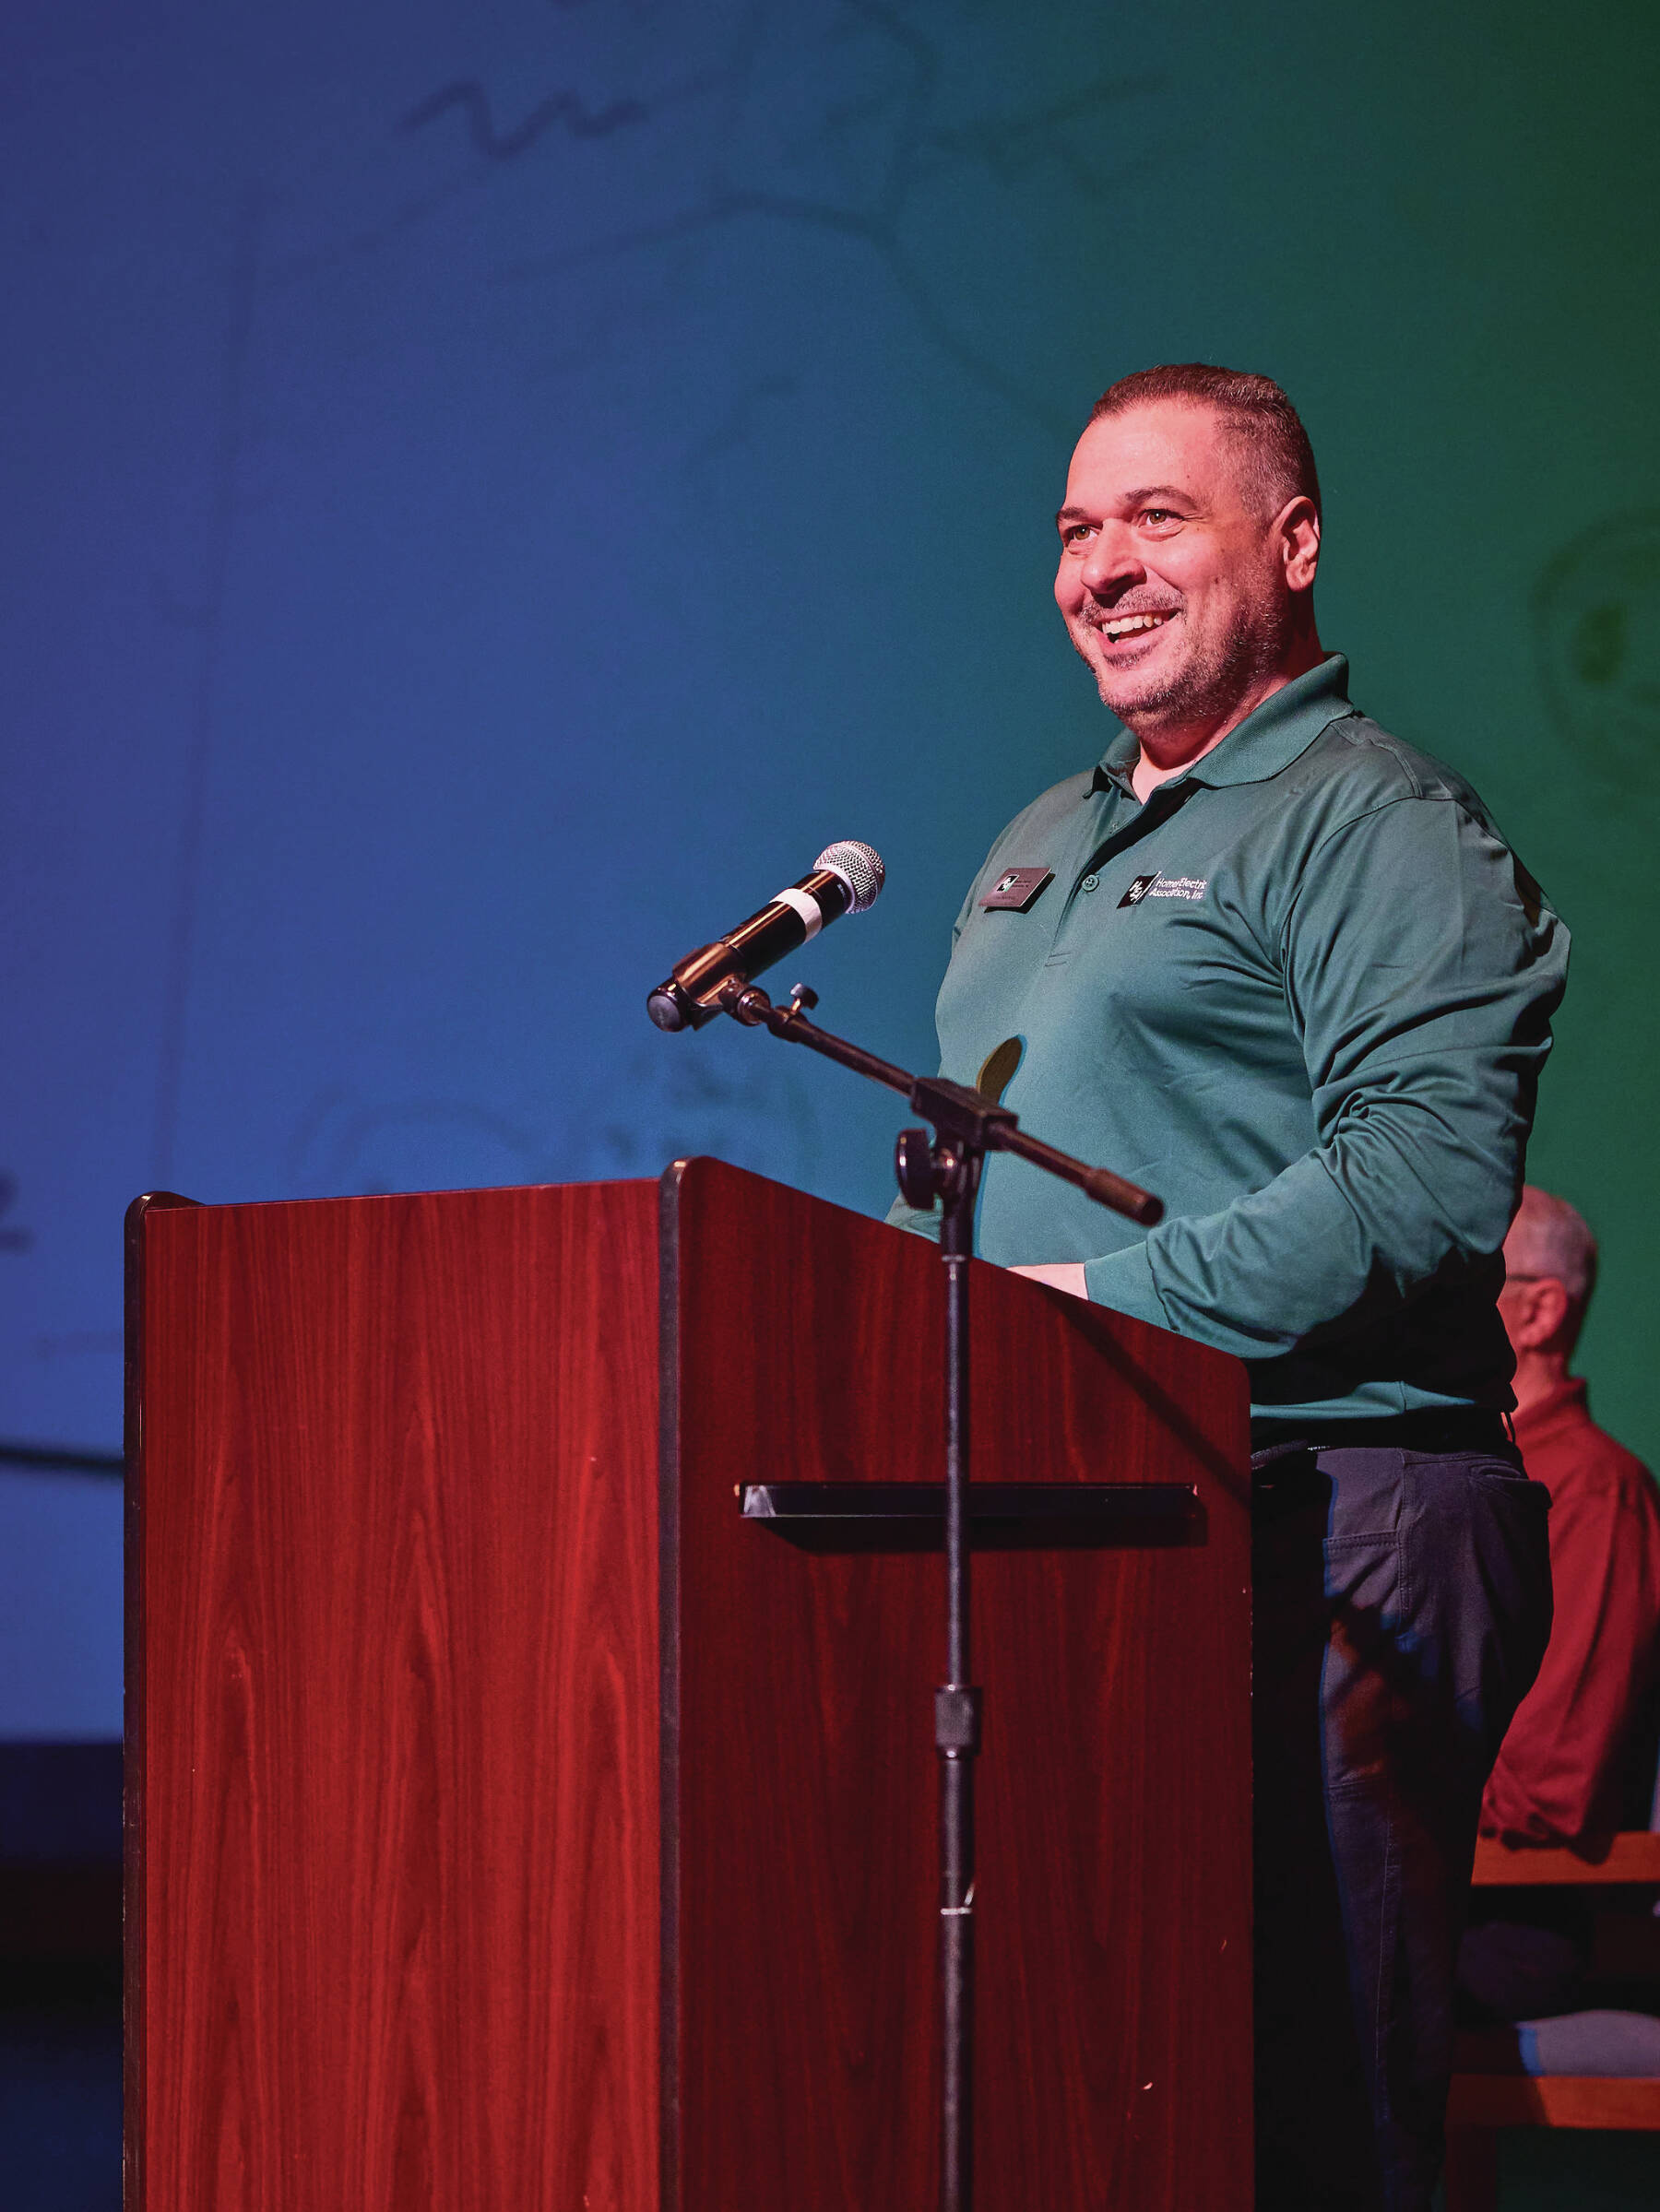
1443;1832;1660;2210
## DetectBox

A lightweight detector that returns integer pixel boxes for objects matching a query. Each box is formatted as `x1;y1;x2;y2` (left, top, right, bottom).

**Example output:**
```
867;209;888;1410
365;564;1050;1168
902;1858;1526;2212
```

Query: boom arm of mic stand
717;978;1163;1228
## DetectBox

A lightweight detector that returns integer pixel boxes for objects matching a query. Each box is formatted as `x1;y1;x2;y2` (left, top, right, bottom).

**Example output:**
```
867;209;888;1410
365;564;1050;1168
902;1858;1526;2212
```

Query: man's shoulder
1538;1407;1659;1509
984;767;1097;852
951;768;1098;921
1583;1423;1655;1500
1293;712;1501;834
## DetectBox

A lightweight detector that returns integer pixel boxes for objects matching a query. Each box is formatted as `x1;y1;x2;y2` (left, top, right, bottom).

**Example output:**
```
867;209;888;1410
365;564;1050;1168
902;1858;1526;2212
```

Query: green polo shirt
888;655;1570;1425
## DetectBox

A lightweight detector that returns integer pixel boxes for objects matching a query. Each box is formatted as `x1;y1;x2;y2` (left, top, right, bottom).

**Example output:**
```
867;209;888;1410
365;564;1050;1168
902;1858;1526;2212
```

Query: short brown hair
1089;363;1322;523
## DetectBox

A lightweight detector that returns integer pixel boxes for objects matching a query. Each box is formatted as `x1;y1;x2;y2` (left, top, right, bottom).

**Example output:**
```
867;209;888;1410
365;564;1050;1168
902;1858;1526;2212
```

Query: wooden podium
126;1158;1251;2210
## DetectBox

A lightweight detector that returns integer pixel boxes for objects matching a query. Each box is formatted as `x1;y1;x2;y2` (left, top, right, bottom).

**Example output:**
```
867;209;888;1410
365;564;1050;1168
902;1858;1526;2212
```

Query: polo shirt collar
1093;653;1355;796
1513;1375;1590;1453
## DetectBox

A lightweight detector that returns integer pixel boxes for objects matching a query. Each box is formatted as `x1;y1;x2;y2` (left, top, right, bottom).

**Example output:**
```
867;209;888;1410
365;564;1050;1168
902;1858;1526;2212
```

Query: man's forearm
1080;1130;1505;1357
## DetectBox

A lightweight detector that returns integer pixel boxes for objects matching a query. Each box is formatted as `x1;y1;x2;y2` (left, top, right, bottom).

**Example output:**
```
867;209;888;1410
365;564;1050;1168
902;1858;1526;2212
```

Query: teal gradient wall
3;1;1658;1735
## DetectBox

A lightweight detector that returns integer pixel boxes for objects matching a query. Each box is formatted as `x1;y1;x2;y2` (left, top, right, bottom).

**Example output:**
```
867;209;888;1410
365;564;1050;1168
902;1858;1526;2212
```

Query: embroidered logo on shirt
1119;871;1208;907
980;866;1053;912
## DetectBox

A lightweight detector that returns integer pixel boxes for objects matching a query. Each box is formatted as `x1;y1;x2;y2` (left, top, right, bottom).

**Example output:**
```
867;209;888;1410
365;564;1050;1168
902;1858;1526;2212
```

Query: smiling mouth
1096;609;1177;644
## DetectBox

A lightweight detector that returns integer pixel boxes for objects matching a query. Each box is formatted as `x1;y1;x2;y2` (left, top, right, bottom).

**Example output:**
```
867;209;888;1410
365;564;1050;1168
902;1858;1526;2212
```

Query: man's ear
1277;496;1321;594
1514;1275;1572;1351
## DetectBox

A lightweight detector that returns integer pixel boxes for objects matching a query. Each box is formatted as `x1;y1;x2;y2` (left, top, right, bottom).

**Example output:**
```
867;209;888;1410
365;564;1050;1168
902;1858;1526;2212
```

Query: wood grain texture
128;1181;660;2212
1446;2076;1660;2130
1472;1832;1660;1886
132;1159;1252;2212
664;1157;1253;2212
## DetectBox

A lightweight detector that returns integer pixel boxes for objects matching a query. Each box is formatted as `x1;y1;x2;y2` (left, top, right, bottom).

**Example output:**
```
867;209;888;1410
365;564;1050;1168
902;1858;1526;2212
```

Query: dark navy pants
1251;1442;1552;2212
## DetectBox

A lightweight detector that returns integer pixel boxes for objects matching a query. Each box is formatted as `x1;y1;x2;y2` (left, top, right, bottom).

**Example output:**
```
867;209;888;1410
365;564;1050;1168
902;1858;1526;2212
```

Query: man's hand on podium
1009;1262;1088;1299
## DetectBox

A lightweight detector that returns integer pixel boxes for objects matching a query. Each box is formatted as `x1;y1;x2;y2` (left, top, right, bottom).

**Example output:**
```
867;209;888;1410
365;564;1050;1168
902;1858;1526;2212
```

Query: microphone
648;841;885;1032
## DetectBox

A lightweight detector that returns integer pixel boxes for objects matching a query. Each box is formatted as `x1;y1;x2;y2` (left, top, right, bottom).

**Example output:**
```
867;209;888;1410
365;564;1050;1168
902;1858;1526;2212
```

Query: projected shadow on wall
286;1049;820;1199
399;4;1163;436
1535;513;1660;791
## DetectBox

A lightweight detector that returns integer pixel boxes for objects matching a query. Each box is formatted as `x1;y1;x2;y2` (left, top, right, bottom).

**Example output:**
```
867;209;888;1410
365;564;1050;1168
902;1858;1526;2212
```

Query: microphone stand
701;976;1161;2212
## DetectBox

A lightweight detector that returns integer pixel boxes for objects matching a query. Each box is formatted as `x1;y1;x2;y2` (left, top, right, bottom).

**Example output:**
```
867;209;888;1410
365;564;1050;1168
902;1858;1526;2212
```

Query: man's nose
1078;521;1144;597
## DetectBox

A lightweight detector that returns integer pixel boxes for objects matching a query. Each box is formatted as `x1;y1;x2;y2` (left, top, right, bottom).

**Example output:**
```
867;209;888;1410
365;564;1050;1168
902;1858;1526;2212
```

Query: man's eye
1062;523;1094;544
1142;508;1173;525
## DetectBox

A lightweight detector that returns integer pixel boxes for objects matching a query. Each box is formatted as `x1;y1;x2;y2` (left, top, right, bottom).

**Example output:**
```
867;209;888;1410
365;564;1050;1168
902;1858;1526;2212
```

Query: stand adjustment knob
895;1126;940;1211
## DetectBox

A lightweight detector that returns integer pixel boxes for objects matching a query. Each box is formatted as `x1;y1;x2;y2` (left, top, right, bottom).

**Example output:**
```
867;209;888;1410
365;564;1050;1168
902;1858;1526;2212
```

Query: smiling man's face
1054;398;1316;742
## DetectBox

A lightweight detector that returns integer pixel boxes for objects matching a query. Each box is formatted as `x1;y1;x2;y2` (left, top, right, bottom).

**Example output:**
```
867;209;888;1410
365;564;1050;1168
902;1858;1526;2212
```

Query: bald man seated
1459;1187;1660;2035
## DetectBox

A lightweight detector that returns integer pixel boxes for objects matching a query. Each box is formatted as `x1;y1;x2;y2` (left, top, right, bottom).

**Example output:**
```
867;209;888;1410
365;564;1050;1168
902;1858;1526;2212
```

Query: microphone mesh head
813;840;885;914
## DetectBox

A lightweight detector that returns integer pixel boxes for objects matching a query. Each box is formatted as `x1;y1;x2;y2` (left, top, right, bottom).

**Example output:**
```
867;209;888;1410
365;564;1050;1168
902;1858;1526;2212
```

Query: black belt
1249;1407;1512;1459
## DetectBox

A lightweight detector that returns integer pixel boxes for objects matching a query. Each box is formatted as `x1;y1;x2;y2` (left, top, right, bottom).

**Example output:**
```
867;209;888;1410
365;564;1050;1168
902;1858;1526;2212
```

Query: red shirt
1481;1378;1660;1846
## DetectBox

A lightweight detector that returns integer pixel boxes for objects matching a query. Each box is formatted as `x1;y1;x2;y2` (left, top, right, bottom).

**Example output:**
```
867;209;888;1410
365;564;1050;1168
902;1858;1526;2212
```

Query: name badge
980;866;1053;913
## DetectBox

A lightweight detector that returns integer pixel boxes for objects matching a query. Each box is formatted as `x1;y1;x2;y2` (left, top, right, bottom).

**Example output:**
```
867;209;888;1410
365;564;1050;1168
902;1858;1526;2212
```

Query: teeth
1101;611;1171;641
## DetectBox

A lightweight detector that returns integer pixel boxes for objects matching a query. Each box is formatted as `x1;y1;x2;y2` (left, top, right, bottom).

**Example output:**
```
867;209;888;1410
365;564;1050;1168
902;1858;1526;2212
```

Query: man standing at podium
889;365;1568;2211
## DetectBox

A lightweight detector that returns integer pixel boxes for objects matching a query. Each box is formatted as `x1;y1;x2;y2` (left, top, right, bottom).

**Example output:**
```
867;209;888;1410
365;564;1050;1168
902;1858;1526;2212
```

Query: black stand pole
700;977;1160;2212
936;1156;978;2211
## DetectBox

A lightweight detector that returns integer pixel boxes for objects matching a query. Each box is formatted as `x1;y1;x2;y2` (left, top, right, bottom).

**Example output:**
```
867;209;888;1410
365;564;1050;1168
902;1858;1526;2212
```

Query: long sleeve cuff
884;1198;943;1244
1083;1240;1171;1330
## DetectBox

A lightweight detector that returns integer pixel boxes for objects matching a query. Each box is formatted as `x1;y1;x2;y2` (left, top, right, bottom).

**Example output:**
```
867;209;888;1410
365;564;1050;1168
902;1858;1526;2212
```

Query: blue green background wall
3;3;1657;1752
